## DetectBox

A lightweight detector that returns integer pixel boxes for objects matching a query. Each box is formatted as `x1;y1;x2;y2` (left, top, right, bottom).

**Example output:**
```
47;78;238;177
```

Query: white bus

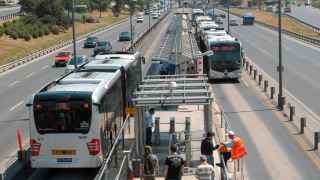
203;35;244;80
27;52;142;168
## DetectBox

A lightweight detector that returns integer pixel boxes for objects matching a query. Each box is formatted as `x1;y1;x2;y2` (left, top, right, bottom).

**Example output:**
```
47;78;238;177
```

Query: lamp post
72;0;77;69
129;0;137;48
277;0;284;110
227;1;230;34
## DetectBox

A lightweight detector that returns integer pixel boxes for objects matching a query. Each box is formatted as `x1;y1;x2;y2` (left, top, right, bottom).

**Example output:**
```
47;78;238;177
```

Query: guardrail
285;13;320;33
218;9;320;47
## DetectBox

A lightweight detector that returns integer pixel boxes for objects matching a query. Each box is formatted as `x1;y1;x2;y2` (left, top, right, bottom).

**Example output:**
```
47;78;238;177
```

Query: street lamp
227;1;230;33
72;0;77;69
129;0;137;48
277;0;285;110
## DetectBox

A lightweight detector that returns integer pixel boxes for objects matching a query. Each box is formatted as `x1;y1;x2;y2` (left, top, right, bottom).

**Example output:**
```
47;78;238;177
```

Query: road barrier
285;14;320;33
243;58;320;154
219;9;320;47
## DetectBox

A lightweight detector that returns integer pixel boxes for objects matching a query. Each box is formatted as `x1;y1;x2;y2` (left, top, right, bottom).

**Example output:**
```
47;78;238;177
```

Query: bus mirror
202;50;213;57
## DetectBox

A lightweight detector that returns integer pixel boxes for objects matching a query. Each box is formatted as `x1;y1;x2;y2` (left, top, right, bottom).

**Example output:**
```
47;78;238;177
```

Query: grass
228;8;320;38
0;10;129;66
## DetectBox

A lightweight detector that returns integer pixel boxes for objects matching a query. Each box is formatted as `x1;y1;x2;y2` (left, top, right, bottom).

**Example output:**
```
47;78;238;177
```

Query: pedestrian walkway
134;105;221;180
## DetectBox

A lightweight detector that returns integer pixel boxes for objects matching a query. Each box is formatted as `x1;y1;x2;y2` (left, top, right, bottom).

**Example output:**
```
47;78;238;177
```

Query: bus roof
39;53;138;104
207;35;239;44
192;9;204;14
94;51;140;61
243;13;254;18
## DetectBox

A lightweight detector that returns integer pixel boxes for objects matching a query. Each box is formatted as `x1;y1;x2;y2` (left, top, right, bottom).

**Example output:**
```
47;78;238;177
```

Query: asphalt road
216;9;320;123
287;5;320;29
0;14;161;168
212;74;320;180
0;5;20;17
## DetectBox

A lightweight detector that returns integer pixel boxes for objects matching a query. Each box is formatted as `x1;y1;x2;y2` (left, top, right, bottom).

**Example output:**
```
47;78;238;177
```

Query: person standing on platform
201;132;219;166
164;145;185;180
144;108;155;146
195;155;215;180
144;145;159;180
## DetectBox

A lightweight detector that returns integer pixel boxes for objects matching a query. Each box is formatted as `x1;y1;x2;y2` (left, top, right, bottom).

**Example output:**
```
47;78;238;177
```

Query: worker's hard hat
228;131;235;136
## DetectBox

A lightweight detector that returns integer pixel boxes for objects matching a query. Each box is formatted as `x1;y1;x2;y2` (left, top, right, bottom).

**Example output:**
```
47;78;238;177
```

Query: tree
19;0;41;13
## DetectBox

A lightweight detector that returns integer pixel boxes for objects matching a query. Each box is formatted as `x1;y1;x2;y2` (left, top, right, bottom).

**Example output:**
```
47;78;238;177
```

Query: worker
228;131;247;160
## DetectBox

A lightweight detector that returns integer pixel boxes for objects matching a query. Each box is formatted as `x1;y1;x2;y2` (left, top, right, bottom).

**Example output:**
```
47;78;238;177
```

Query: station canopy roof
132;74;213;106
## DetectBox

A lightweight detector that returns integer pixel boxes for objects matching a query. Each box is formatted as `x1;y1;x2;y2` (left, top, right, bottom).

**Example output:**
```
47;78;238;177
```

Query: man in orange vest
228;131;247;160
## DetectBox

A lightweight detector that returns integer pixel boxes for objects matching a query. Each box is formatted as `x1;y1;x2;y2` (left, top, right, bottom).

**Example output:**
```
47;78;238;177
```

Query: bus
27;52;143;168
191;9;204;24
203;35;244;80
243;13;255;25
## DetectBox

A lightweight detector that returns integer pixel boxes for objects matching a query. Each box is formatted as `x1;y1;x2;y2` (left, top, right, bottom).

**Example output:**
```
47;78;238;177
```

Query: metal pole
227;1;230;34
277;0;284;110
130;14;133;47
148;4;151;30
72;0;77;69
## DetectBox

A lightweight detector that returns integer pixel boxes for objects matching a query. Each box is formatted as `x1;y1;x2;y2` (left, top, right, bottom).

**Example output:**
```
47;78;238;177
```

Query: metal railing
94;115;134;180
214;103;246;180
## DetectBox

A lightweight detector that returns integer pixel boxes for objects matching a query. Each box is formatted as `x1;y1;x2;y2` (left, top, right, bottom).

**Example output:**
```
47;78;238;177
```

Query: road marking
41;65;49;70
9;101;24;112
25;72;34;79
8;80;19;87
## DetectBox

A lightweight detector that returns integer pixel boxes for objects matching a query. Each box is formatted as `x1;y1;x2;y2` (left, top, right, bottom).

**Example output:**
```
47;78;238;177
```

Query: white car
151;13;159;19
230;19;238;26
65;55;89;73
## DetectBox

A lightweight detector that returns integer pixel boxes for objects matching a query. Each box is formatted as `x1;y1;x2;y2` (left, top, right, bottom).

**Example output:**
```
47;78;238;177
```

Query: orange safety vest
231;137;247;160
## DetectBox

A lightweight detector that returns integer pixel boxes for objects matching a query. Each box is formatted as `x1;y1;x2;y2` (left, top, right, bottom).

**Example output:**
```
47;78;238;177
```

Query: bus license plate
52;149;76;155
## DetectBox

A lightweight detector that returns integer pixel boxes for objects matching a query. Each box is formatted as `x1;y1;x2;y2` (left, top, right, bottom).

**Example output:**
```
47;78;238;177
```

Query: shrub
32;30;39;39
43;26;50;35
0;28;4;37
86;16;97;23
24;34;31;41
10;32;18;39
50;25;60;35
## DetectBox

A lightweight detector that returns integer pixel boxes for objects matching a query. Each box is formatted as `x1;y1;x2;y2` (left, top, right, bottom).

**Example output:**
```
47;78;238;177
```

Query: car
215;17;223;24
136;12;144;23
65;55;89;73
151;12;159;19
219;13;226;18
54;51;72;67
83;36;99;48
229;18;238;26
284;7;291;13
93;41;112;56
118;31;132;42
144;9;149;15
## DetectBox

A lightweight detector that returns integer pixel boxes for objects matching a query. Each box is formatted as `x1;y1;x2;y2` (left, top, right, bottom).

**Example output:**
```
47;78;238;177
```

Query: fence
94;116;135;180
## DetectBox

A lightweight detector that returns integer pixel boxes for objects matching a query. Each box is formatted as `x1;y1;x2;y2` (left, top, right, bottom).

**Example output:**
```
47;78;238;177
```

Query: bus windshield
34;100;91;134
210;44;241;62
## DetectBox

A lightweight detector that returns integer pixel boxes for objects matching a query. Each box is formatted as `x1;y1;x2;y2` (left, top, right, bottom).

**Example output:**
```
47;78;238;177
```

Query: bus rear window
34;100;91;134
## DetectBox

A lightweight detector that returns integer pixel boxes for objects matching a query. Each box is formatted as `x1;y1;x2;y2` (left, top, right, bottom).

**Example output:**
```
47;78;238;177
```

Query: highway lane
212;74;320;180
0;14;160;166
216;9;320;121
0;5;20;17
287;5;320;29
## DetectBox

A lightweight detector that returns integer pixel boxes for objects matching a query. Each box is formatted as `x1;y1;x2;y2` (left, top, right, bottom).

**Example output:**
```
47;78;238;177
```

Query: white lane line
9;101;24;112
41;65;49;70
25;72;35;79
8;80;19;87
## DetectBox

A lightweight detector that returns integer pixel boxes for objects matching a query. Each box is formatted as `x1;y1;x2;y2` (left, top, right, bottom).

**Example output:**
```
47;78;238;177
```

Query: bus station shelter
131;74;213;156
